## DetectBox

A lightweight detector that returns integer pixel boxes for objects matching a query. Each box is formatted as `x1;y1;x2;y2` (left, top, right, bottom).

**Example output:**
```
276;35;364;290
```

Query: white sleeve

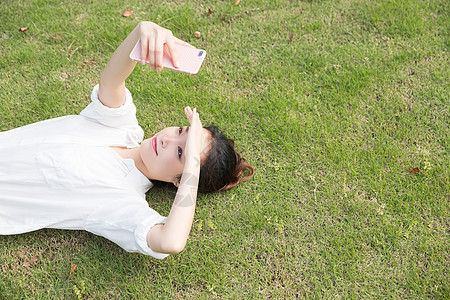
85;199;169;259
80;85;144;136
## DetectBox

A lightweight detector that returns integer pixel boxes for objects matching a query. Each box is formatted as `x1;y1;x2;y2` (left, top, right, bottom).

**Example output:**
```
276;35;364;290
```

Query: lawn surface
0;0;449;298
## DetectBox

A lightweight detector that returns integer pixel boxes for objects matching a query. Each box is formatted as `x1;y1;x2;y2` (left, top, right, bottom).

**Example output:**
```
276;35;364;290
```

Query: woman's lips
152;137;158;155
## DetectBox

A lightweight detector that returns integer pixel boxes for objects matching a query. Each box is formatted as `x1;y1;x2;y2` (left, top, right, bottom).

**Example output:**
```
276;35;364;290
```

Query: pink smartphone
129;39;206;75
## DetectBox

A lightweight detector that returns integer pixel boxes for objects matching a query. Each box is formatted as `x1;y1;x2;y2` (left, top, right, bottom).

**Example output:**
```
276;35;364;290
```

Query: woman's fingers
154;35;164;72
140;36;149;65
188;108;197;127
139;22;191;71
190;108;203;132
166;35;179;68
184;106;193;122
191;108;197;126
186;107;202;129
174;37;195;48
145;36;155;70
186;107;201;132
184;108;203;158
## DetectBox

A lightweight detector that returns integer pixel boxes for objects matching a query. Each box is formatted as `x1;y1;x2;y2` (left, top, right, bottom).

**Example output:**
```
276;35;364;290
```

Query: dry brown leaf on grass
19;27;29;32
83;57;95;69
232;0;240;6
289;33;294;43
17;249;25;259
69;264;77;278
409;167;420;174
194;31;201;38
22;256;39;268
208;8;213;14
123;9;133;17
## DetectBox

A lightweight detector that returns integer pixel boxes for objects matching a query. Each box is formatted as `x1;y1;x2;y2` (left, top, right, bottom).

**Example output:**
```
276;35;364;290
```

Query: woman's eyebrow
184;126;190;133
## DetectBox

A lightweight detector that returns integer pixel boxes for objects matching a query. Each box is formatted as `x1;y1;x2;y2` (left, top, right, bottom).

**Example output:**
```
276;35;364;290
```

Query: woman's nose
161;136;176;148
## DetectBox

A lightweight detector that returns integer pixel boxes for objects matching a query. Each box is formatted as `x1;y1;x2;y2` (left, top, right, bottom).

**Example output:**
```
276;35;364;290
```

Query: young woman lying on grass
0;21;254;259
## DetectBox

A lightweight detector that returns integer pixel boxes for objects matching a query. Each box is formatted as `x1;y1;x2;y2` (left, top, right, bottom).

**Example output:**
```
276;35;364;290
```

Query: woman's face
140;126;211;184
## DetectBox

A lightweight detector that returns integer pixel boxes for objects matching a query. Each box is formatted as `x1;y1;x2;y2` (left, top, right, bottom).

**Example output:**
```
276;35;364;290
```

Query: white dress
0;85;169;259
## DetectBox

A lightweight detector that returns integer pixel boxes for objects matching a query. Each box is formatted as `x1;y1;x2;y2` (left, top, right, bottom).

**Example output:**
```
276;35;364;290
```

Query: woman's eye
178;147;182;159
178;127;182;135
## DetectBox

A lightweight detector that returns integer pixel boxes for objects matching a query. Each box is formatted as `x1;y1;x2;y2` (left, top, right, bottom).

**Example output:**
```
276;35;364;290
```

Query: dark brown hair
198;126;254;193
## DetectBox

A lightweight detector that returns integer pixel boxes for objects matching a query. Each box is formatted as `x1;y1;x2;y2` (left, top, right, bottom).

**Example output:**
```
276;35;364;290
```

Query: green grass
0;0;449;298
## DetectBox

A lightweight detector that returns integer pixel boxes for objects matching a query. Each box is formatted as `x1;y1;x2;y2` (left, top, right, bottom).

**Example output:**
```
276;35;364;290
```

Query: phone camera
198;51;204;57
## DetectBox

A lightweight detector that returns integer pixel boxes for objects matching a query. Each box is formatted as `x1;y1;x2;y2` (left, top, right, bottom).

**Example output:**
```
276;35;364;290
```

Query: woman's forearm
98;24;140;108
146;155;200;254
98;21;181;108
164;156;200;248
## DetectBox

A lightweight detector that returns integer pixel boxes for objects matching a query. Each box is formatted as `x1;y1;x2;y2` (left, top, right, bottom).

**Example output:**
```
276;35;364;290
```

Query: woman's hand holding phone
133;22;206;74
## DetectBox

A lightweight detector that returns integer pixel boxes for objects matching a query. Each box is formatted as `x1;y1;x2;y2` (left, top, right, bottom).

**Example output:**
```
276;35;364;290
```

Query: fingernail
157;66;162;72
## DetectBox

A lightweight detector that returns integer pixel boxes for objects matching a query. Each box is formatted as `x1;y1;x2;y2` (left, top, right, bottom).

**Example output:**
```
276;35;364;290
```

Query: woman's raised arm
146;107;205;254
98;22;181;108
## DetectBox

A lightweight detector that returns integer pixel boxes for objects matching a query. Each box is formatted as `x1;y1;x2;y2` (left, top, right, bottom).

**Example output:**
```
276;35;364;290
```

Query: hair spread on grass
198;125;254;193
